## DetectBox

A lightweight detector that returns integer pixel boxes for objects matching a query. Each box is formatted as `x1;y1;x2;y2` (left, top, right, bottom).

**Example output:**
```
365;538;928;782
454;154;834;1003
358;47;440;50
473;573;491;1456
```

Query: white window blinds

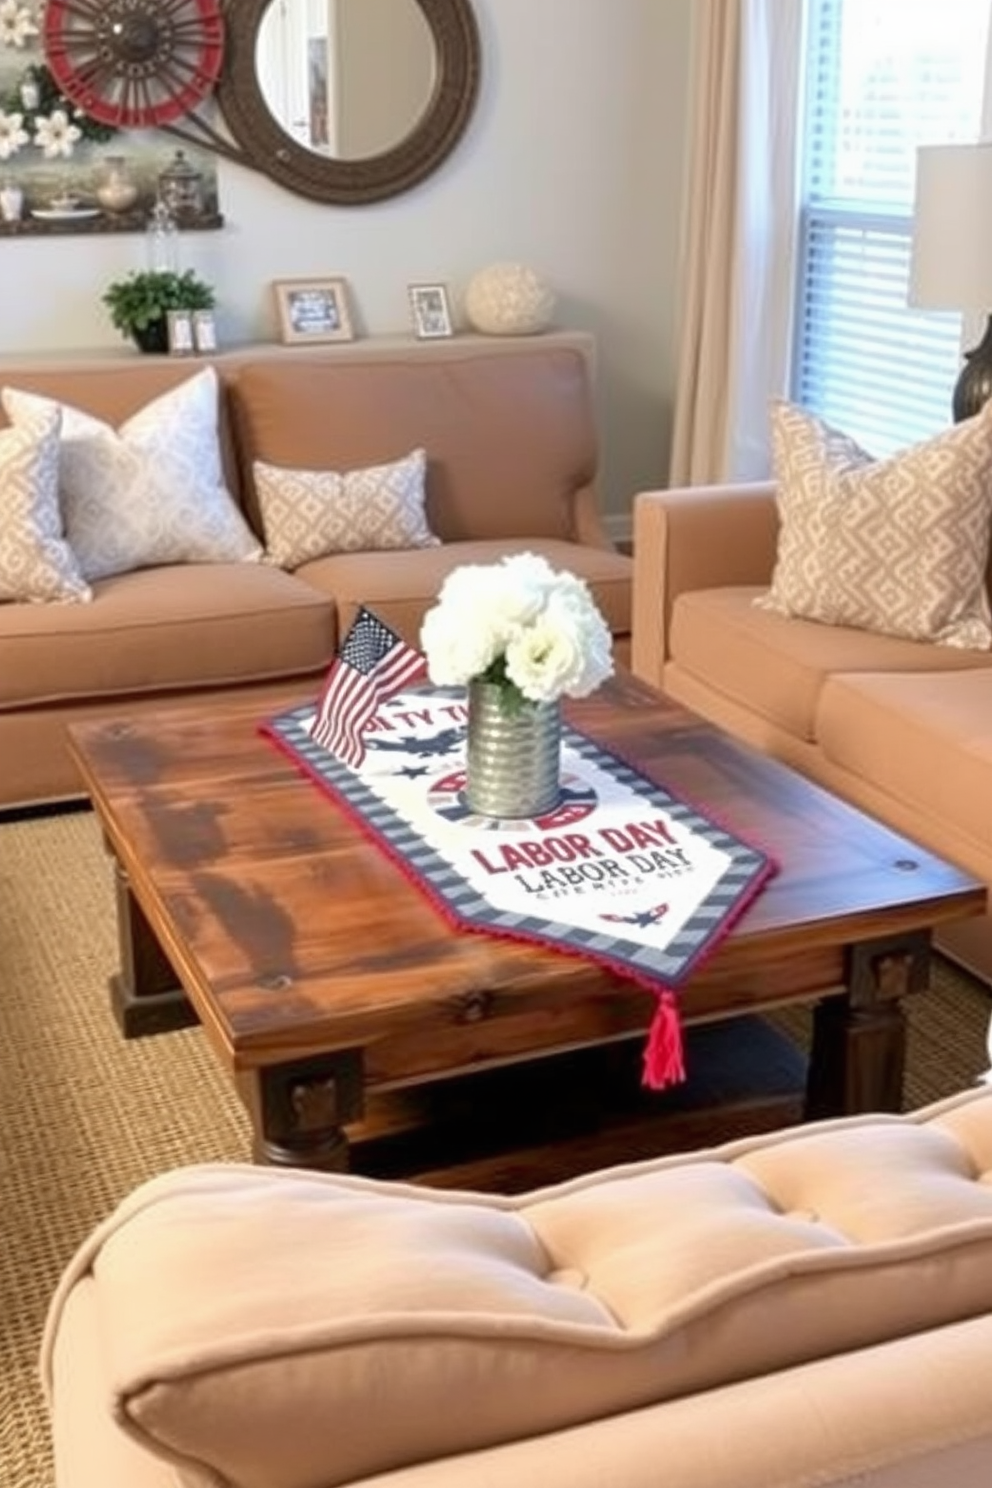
793;0;990;454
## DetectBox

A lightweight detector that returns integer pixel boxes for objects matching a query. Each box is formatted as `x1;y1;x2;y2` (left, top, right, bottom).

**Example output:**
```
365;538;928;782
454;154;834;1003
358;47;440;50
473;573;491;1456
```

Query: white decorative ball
464;262;556;336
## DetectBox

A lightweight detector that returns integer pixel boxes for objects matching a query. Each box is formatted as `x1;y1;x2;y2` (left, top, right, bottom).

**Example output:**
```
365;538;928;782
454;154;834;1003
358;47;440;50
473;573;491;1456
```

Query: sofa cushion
40;1088;992;1488
2;369;262;581
293;537;633;650
227;343;599;544
757;398;992;650
254;447;439;567
0;402;91;605
0;355;247;507
817;667;992;856
669;587;992;743
0;563;335;710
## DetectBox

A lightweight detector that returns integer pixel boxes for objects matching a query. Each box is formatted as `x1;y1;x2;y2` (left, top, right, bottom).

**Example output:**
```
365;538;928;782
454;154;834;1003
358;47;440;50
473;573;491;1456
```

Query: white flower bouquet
420;552;614;705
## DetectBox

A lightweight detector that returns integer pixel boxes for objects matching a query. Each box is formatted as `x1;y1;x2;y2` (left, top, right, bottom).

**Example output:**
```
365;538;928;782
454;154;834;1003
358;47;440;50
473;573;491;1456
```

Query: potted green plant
102;269;216;354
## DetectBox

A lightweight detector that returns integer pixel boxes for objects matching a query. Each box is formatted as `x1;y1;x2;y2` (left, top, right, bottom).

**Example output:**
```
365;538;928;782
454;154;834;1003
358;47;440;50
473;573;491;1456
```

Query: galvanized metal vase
465;679;562;819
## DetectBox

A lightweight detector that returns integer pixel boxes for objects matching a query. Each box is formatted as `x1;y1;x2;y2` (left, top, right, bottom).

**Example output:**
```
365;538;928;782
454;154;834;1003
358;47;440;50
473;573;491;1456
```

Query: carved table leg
805;930;931;1118
237;1050;365;1172
109;857;198;1038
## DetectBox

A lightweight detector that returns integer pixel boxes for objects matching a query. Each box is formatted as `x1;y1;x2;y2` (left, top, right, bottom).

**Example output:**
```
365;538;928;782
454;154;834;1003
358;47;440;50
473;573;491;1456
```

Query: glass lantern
157;149;203;222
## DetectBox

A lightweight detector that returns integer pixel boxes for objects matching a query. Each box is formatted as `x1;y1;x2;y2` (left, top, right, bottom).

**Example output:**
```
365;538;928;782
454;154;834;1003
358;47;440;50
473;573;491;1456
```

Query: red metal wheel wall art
43;0;224;131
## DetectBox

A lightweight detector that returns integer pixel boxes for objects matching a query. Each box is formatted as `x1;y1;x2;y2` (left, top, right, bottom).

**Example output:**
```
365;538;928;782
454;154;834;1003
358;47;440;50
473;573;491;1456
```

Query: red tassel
642;990;686;1090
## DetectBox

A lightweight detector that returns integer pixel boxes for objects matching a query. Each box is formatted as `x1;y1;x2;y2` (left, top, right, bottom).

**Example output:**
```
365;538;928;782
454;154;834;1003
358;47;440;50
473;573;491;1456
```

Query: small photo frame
166;309;195;356
408;282;453;339
273;277;354;344
192;308;218;354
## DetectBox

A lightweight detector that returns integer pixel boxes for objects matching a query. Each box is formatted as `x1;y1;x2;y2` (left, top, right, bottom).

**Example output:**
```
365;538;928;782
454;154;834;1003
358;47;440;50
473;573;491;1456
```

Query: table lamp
909;140;992;421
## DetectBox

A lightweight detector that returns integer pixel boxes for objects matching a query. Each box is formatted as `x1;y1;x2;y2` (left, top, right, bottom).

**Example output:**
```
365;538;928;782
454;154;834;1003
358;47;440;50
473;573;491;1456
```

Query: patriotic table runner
262;686;776;1088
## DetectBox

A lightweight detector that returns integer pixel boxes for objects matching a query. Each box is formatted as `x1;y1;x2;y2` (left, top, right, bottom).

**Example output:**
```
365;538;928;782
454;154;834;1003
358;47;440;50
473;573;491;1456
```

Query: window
792;0;990;454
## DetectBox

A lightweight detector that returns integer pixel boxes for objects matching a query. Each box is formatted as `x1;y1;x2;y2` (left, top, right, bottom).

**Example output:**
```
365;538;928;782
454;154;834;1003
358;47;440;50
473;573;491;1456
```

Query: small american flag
311;606;426;767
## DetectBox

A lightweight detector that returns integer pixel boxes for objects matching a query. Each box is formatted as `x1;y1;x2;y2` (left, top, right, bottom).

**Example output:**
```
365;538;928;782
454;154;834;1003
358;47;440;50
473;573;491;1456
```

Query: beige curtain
668;2;742;487
669;0;803;487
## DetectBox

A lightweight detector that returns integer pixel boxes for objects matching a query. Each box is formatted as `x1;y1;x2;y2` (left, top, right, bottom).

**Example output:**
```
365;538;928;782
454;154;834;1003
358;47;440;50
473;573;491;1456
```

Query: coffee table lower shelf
332;1017;807;1192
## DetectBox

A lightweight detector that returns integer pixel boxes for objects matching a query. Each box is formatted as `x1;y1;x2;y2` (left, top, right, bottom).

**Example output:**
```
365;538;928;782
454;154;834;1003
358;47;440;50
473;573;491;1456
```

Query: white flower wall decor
33;104;79;157
0;2;39;50
0;106;27;157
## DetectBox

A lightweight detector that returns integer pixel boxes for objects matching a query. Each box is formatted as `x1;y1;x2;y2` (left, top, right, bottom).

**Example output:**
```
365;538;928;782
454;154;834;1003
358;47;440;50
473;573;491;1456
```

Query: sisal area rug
1;807;989;1488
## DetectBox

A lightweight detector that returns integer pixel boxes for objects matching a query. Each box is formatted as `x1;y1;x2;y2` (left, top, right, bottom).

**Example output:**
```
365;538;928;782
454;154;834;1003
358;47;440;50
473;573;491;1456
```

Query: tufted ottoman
43;1087;992;1488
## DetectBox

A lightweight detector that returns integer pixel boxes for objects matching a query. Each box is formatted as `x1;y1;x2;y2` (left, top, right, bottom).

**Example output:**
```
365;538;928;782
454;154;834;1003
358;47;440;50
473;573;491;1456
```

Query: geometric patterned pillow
253;447;439;570
0;403;91;604
2;368;263;582
756;398;992;650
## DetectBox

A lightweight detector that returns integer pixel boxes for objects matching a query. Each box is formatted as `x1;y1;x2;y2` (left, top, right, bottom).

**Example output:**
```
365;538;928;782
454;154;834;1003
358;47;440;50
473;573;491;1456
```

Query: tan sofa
0;332;632;809
631;479;992;983
43;1085;992;1487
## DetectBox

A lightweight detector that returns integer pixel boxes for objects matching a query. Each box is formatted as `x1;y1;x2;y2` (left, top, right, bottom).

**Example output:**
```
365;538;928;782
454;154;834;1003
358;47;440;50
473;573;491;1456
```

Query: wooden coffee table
68;671;985;1187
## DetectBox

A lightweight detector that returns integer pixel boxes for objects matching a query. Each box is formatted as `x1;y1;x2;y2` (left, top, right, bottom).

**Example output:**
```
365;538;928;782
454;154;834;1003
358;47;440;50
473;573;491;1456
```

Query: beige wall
0;0;693;531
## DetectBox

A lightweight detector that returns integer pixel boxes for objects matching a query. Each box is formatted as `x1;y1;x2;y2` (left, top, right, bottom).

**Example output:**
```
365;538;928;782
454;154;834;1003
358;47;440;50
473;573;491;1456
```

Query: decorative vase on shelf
465;679;562;819
464;262;557;336
0;181;23;223
97;156;138;214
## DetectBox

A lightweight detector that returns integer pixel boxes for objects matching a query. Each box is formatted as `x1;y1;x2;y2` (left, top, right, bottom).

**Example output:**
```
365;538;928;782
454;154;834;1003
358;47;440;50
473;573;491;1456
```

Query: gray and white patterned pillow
0;403;91;604
2;368;262;581
756;398;992;650
253;448;439;569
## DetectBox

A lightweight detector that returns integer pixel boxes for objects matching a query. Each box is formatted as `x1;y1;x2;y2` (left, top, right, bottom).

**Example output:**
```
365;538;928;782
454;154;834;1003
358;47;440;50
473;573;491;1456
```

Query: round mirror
255;0;437;160
216;0;480;204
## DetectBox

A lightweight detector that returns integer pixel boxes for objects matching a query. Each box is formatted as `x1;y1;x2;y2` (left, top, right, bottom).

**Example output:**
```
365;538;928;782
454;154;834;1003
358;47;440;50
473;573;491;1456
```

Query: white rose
541;591;612;696
420;600;503;684
546;589;614;696
434;563;490;610
496;552;556;607
505;615;586;701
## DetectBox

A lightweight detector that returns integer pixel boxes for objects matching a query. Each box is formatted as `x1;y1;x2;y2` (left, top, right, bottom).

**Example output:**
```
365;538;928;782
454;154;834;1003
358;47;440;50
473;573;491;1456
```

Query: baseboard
604;511;633;551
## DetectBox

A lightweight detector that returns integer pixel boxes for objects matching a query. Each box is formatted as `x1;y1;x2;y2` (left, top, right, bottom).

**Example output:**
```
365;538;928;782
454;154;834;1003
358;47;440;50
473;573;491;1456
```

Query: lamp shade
910;141;992;310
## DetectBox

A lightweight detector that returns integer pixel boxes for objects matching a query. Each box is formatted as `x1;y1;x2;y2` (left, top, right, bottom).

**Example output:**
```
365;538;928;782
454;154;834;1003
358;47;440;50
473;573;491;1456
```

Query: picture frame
273;277;354;344
408;282;453;340
192;308;218;354
166;309;195;356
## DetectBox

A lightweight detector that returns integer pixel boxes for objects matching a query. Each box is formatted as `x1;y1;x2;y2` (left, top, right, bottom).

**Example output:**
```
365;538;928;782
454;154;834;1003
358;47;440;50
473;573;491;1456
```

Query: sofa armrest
631;481;779;685
572;484;620;550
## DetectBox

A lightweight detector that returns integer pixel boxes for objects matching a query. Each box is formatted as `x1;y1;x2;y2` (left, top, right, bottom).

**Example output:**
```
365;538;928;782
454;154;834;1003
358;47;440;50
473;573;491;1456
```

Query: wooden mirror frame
214;0;481;205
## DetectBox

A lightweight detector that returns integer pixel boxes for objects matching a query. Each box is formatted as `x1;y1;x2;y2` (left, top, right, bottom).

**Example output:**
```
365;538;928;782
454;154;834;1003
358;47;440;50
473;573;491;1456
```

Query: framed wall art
0;7;224;239
408;282;453;339
273;277;354;344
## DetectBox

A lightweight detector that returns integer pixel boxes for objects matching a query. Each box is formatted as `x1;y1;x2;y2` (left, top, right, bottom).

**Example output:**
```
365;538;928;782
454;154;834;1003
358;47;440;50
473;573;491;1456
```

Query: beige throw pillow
0;404;90;604
2;368;262;581
757;398;992;649
254;447;438;569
